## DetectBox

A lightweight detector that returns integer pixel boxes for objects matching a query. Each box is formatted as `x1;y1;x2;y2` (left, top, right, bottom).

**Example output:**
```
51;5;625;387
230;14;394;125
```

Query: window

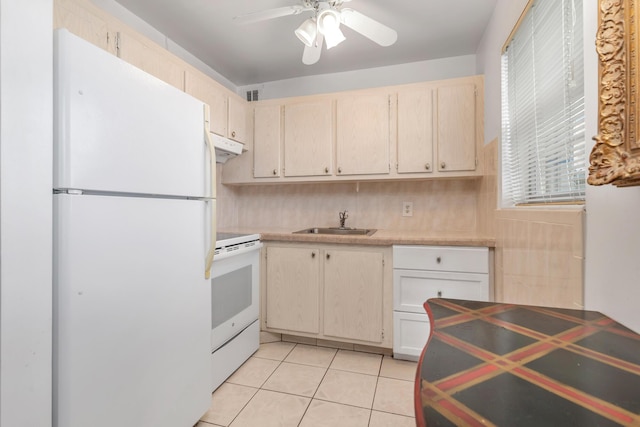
501;0;585;205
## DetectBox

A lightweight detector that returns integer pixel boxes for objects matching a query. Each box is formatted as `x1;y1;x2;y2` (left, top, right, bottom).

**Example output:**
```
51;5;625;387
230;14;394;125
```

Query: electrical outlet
403;201;413;217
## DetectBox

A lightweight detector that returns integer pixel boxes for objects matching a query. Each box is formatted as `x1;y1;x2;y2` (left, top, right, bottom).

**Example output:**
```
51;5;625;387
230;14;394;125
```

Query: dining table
415;298;640;426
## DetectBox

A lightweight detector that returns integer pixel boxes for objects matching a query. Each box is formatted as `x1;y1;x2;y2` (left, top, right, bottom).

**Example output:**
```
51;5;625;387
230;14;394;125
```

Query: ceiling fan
233;0;398;65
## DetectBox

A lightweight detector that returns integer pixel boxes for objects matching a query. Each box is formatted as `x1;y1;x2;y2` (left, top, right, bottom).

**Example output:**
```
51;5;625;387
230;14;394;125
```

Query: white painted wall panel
0;0;53;425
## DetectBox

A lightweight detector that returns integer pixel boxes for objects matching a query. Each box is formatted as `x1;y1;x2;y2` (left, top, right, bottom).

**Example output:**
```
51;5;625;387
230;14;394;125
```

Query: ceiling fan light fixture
324;26;345;49
317;8;341;35
294;17;317;47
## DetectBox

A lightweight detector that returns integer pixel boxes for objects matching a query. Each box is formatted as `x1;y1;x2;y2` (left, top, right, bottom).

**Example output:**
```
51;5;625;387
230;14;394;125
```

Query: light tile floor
197;342;417;427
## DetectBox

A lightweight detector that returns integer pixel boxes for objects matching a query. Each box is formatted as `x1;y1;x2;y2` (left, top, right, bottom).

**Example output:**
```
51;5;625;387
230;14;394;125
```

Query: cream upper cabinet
436;84;477;172
264;246;320;334
228;96;249;144
221;75;484;185
184;70;228;137
114;28;186;91
284;100;333;177
254;104;282;178
54;0;113;53
54;0;186;90
185;70;248;144
336;93;390;176
323;249;385;343
397;89;434;174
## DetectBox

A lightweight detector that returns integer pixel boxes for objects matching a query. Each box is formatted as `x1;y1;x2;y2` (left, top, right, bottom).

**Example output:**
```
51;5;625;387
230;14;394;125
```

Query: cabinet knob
436;256;441;264
326;253;331;260
231;130;236;138
337;167;342;174
325;167;329;174
437;290;442;298
311;252;316;258
425;163;431;170
440;162;446;169
272;169;277;175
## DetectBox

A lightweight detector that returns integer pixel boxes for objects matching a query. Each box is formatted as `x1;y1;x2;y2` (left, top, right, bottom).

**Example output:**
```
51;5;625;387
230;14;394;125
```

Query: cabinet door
228;96;248;143
284;100;333;177
336;94;390;175
115;29;185;90
54;0;112;53
397;89;434;174
436;84;476;172
393;269;489;313
265;246;320;334
254;105;281;178
323;249;384;343
393;311;430;361
185;70;228;137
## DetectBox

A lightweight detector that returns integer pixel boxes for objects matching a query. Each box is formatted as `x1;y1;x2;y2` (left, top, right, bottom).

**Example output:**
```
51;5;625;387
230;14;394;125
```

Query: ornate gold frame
589;0;640;186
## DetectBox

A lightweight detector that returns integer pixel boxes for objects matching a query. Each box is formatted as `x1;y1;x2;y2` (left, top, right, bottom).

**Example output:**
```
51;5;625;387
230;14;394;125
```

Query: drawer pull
436;256;441;264
326;253;331;260
311;252;316;258
437;290;442;298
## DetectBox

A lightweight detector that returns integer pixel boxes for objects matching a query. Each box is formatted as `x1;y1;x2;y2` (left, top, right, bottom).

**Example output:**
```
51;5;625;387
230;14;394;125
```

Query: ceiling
112;0;498;86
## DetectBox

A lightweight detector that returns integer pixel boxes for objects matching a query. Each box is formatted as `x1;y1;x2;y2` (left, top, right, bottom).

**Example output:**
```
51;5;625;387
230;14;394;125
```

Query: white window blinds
501;0;585;205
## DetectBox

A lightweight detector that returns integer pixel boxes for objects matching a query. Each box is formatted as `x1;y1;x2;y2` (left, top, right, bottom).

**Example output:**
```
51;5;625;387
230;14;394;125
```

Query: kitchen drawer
393;269;489;312
393;311;430;361
393;245;488;273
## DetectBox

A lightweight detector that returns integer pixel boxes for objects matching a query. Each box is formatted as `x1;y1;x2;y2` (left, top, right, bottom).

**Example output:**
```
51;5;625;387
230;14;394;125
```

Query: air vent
245;89;259;102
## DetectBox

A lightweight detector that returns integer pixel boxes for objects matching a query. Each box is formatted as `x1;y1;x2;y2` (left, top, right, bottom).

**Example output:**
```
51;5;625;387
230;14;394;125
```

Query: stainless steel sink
293;227;377;236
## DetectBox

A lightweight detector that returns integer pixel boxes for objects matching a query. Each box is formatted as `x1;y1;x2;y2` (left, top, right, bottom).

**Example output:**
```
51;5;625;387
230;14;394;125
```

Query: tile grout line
294;345;342;426
223;342;297;427
211;341;418;426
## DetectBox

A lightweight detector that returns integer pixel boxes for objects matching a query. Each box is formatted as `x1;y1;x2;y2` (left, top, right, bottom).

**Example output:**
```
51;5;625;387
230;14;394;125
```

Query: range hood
211;132;244;163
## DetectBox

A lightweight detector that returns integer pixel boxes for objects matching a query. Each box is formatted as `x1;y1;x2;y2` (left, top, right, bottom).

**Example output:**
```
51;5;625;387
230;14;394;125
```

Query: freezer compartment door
53;193;213;427
54;29;212;198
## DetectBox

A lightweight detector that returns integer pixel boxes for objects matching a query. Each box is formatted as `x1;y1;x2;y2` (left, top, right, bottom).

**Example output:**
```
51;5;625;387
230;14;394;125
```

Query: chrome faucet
339;210;348;229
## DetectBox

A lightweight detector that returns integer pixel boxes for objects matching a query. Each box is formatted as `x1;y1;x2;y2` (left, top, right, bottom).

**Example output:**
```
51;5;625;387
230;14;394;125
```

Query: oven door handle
204;104;216;279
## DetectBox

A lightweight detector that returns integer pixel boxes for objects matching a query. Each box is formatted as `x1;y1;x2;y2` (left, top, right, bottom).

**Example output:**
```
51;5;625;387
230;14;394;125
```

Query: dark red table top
415;298;640;427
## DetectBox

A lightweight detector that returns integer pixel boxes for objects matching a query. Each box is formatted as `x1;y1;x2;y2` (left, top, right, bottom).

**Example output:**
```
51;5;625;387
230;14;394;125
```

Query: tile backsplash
217;176;482;233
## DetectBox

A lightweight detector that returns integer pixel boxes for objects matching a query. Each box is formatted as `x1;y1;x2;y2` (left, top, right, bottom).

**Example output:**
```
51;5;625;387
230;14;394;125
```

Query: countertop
416;298;640;426
218;227;495;247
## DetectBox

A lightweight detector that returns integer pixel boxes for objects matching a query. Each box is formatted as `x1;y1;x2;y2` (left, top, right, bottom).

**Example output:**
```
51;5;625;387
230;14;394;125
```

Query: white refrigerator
53;29;215;427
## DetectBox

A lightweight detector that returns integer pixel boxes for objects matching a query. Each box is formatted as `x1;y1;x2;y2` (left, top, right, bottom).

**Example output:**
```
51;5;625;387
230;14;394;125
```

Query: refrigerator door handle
204;105;216;279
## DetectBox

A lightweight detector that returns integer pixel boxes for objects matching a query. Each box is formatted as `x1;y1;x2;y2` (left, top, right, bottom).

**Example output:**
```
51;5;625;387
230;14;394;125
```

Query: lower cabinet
323;249;384;343
263;243;392;348
264;246;320;334
392;245;490;361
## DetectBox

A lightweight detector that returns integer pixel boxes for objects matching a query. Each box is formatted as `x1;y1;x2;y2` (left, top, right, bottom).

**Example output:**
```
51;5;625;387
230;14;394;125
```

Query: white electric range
210;232;262;391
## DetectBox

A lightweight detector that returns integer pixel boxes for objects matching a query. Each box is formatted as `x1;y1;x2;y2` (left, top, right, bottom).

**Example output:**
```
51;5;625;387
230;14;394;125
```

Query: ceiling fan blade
340;8;398;47
233;5;308;25
302;33;324;65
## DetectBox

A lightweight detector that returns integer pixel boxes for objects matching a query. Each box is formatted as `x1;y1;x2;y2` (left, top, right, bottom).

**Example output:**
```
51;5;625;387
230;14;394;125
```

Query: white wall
238;55;477;100
475;0;529;144
476;0;639;332
0;0;53;425
583;0;640;333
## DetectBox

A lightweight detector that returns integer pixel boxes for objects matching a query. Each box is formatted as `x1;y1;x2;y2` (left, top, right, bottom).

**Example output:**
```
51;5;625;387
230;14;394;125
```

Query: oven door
210;244;261;352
